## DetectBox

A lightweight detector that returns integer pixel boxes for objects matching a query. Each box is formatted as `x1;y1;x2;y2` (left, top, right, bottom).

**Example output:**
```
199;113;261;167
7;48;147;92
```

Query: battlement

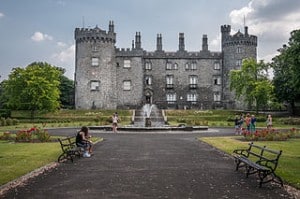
221;25;231;33
222;32;257;47
75;25;116;44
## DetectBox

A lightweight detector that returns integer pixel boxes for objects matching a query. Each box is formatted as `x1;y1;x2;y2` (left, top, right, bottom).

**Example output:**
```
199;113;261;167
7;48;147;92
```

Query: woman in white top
266;114;272;129
112;112;119;132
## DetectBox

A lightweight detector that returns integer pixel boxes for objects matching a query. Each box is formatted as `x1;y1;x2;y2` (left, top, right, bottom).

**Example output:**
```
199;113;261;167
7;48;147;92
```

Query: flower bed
0;127;51;142
242;128;300;141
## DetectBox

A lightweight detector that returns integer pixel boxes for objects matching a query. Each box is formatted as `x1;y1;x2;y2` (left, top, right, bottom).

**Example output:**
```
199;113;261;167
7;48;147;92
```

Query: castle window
124;60;131;68
214;62;220;70
214;76;221;85
236;47;242;53
166;62;172;70
187;93;197;102
166;93;176;104
123;80;131;91
145;62;152;70
236;59;242;66
91;58;99;66
145;76;152;85
166;75;174;89
92;46;98;52
90;80;100;91
174;63;178;70
191;62;197;70
185;63;190;70
189;75;197;88
214;92;221;102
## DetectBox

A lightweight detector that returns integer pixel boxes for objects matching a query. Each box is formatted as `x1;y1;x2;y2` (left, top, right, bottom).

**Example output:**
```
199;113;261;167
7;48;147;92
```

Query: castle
74;21;257;110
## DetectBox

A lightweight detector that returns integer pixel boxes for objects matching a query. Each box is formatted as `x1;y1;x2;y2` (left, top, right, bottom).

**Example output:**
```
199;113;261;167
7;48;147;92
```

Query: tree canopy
3;62;62;116
229;58;274;112
271;29;300;114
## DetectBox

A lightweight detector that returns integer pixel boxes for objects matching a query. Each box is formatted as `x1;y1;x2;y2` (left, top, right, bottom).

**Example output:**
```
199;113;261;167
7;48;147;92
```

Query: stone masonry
74;21;257;110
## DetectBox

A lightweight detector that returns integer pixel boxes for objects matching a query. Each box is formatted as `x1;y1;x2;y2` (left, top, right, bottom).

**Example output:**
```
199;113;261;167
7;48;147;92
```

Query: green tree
3;62;61;118
229;58;274;112
59;75;74;109
271;29;300;115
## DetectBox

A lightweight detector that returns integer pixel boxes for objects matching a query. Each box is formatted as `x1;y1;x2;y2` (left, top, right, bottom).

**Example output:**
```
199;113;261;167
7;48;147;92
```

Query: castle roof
233;30;244;38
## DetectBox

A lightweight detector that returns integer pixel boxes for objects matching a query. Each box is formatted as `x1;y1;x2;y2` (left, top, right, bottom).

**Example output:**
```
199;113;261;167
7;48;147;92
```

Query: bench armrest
233;149;249;157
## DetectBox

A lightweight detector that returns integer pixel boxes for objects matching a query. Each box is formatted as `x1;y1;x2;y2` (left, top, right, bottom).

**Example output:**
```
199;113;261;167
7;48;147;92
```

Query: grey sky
0;0;299;80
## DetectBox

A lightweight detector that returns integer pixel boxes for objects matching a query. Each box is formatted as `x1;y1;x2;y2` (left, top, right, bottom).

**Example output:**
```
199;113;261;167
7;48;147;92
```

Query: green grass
199;137;300;189
0;140;61;186
0;137;102;186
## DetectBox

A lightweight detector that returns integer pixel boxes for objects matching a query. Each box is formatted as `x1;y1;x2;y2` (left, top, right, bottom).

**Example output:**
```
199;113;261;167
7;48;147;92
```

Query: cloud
31;31;53;42
229;0;300;36
0;12;4;18
229;0;300;60
52;44;75;62
57;41;67;47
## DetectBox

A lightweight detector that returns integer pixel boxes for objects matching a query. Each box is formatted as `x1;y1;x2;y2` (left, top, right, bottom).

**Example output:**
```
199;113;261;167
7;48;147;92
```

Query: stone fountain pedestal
145;117;152;127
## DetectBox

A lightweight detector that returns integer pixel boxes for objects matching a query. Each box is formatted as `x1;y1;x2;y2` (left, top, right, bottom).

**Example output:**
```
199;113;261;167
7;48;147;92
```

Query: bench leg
235;159;243;171
58;153;66;163
258;171;284;187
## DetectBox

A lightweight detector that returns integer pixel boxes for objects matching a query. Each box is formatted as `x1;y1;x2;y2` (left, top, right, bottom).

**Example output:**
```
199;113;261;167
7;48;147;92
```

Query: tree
271;29;300;115
59;75;74;109
229;58;274;112
3;62;61;118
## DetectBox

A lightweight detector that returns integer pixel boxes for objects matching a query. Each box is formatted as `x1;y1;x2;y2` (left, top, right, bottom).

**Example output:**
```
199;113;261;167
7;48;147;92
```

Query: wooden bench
232;142;283;187
57;136;84;163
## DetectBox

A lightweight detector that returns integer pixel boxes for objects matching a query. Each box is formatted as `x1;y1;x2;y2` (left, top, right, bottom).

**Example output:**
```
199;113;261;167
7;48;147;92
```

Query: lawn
0;137;102;186
199;136;300;189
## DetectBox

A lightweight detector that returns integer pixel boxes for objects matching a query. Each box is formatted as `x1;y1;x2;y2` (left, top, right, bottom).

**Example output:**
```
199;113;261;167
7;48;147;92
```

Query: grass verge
199;136;300;189
0;137;102;186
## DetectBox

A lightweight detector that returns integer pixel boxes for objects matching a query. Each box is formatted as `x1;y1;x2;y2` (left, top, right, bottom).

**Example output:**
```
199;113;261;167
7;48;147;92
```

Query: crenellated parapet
221;25;257;47
75;22;116;44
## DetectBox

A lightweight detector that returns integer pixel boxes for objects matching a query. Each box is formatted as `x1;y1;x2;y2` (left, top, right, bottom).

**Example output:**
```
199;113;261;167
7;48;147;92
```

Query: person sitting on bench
76;126;93;158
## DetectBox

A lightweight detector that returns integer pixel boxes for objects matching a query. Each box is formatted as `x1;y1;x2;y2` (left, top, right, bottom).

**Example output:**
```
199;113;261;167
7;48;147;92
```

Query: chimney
202;34;208;51
156;34;162;51
178;33;185;51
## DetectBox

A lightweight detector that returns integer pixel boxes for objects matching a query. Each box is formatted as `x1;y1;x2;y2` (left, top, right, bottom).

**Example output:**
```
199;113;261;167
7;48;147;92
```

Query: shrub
15;127;51;142
0;131;13;140
241;128;300;141
0;117;6;126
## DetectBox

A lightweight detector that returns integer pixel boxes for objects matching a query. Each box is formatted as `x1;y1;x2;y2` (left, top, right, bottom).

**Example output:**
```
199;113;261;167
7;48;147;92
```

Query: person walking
112;112;119;133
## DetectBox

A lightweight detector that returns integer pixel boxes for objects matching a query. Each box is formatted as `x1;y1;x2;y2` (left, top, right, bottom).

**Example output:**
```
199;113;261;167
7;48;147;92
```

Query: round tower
221;25;257;109
74;21;117;109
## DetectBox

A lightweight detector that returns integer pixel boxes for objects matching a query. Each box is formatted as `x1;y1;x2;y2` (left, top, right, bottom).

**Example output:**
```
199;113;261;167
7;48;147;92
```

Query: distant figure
245;113;251;132
76;126;93;158
250;115;256;133
112;112;119;133
234;115;240;135
266;114;272;129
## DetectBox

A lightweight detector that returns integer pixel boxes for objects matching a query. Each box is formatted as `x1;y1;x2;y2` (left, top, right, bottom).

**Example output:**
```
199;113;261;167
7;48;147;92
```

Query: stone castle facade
74;21;257;110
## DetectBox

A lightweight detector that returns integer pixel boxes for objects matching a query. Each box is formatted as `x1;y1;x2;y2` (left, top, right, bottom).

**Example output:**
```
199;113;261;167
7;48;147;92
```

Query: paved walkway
2;130;295;198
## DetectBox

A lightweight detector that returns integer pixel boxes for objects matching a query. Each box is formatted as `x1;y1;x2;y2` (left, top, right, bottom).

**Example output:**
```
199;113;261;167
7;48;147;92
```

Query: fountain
143;104;153;127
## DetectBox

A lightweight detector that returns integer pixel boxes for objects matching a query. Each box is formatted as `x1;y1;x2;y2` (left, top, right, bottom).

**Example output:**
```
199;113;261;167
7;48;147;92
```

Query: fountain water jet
142;104;153;127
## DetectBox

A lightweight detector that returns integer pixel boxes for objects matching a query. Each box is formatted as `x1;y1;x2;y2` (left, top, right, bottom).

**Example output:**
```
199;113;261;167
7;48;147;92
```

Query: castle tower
74;21;117;109
221;25;257;109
